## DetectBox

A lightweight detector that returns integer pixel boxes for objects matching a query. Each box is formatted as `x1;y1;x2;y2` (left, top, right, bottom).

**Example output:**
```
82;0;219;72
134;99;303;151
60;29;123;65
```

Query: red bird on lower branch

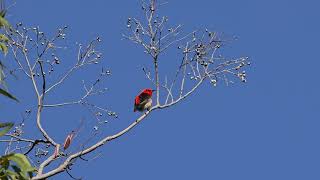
134;88;155;112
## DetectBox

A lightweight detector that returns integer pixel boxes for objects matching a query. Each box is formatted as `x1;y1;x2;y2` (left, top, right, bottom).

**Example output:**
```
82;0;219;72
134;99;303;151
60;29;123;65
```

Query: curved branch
33;111;152;180
24;139;50;155
32;76;206;180
36;61;57;146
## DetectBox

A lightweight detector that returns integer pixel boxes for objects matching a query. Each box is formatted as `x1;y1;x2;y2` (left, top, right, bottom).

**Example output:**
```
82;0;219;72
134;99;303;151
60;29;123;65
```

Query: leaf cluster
0;0;17;101
0;123;35;180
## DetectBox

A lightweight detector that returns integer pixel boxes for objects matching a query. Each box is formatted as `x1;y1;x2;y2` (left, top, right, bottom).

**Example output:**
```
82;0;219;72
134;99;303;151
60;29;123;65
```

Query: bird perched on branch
134;88;155;112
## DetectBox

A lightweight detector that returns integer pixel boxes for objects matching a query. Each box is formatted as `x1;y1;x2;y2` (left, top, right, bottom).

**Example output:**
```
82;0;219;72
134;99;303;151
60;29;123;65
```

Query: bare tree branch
1;0;250;179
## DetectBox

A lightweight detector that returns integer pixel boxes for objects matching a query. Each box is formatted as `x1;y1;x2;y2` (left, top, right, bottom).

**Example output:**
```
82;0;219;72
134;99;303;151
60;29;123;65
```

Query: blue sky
1;0;319;179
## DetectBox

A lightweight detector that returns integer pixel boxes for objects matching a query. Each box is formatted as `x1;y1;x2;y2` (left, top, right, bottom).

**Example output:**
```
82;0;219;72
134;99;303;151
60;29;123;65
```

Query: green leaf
6;154;35;174
0;16;9;28
5;169;20;180
0;174;9;180
0;43;7;55
0;61;8;88
0;122;13;137
0;88;18;102
0;10;6;18
0;154;35;180
0;34;8;42
0;156;9;170
12;165;29;180
0;64;5;84
0;0;6;18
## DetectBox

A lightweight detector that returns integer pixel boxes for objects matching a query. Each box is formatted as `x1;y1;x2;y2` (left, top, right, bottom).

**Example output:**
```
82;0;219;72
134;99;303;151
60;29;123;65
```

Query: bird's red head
142;88;155;96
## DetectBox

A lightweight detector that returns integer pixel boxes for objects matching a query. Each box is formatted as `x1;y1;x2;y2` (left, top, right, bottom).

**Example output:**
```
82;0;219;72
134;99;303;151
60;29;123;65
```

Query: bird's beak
152;89;156;92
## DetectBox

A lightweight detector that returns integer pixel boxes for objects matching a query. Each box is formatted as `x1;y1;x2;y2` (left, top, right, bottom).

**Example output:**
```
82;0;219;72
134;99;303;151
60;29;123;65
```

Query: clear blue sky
1;0;319;179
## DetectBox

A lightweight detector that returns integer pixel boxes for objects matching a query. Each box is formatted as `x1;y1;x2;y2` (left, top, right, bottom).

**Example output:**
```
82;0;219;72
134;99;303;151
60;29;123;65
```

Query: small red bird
134;88;155;112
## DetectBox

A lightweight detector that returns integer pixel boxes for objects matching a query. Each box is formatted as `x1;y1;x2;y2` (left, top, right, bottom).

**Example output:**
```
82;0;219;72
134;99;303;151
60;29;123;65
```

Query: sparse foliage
0;0;250;179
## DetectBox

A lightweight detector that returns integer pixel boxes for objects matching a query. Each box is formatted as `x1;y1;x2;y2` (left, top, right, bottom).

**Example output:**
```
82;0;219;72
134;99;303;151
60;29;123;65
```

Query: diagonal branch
32;74;207;180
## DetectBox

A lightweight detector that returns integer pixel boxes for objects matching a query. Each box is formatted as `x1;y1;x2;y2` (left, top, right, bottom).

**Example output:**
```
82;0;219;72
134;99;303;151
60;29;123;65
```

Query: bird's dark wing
139;92;151;103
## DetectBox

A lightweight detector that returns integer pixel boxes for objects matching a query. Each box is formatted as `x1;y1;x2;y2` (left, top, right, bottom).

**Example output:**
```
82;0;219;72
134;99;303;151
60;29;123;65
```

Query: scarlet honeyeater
134;88;155;112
